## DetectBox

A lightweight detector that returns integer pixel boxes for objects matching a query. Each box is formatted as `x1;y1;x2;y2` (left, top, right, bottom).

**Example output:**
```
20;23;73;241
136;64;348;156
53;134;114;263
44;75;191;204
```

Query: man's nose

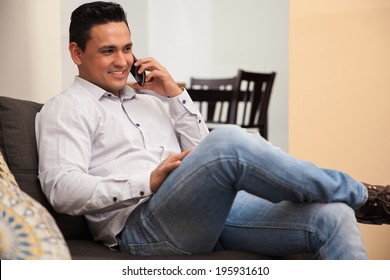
114;52;128;66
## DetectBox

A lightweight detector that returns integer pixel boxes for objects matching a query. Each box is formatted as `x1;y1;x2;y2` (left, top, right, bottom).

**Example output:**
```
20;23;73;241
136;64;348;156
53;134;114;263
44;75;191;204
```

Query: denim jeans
119;125;368;259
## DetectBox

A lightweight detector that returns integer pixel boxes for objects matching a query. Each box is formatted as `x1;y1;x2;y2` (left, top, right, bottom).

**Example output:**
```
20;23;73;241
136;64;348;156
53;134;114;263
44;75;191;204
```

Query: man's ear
69;42;83;65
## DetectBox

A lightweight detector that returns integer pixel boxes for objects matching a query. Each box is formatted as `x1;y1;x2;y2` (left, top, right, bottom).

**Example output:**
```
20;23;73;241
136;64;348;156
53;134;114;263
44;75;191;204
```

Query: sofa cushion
0;96;92;240
0;152;71;259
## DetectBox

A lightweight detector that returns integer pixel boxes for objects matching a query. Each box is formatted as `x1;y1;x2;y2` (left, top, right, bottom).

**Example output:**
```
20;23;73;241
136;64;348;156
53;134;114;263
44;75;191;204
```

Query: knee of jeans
316;203;357;233
207;125;251;151
211;125;243;138
198;125;268;163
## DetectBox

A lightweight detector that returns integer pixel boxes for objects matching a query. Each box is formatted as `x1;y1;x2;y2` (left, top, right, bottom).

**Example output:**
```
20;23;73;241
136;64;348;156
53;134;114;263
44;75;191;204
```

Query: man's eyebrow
98;43;132;51
98;45;117;51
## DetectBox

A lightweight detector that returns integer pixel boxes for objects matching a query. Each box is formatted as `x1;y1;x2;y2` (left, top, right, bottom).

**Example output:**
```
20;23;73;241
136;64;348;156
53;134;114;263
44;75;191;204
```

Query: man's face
76;21;134;96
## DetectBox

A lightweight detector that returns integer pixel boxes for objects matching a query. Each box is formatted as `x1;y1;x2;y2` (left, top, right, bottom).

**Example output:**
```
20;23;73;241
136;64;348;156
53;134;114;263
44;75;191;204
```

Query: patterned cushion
0;152;71;259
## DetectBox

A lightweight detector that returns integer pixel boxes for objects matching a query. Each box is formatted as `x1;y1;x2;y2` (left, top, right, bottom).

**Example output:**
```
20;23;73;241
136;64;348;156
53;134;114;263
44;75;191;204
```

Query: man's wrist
167;86;183;98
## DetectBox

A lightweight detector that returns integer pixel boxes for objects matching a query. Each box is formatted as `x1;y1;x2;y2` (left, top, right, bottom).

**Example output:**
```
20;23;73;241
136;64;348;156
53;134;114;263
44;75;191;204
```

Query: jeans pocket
127;241;191;256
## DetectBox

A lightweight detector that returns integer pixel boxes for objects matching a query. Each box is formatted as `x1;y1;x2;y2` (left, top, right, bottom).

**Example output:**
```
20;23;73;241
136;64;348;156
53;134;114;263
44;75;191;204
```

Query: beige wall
289;0;390;259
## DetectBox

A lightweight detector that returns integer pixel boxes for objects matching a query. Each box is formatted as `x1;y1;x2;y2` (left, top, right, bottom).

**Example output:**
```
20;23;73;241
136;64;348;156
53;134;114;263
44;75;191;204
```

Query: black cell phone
130;54;146;86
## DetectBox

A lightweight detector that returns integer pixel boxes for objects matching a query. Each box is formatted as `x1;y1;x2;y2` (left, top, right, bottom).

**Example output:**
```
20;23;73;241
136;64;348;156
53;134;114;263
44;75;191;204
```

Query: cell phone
130;54;146;86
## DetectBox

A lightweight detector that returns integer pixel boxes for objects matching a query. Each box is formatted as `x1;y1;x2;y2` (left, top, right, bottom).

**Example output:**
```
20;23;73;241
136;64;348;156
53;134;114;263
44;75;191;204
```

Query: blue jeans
119;125;368;259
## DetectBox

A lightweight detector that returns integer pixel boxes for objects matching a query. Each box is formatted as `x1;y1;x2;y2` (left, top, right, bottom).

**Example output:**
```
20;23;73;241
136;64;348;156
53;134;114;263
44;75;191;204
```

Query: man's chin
110;81;128;92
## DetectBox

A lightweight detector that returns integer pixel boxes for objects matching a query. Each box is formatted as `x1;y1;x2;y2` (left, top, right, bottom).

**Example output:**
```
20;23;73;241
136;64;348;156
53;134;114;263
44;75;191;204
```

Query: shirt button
113;197;118;202
136;123;140;127
140;191;145;196
198;119;201;123
107;94;112;97
181;99;186;104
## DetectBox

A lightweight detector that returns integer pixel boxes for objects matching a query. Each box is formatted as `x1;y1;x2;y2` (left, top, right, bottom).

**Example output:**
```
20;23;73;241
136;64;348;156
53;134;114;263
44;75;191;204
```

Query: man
36;1;390;259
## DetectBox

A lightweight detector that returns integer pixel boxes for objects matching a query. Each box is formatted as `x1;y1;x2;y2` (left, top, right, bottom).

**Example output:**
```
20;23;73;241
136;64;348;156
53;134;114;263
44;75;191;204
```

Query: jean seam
225;220;328;257
225;220;317;232
128;241;192;256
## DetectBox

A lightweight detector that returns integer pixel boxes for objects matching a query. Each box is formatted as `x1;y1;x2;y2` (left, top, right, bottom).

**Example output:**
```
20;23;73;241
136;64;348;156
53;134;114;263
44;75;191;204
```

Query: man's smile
109;69;128;78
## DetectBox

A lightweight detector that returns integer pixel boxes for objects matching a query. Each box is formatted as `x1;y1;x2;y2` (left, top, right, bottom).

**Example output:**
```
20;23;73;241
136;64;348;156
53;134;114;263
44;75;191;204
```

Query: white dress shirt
35;76;209;246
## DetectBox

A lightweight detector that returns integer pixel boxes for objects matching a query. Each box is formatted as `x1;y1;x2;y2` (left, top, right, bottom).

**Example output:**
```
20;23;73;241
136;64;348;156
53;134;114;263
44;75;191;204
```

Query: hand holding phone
130;55;146;86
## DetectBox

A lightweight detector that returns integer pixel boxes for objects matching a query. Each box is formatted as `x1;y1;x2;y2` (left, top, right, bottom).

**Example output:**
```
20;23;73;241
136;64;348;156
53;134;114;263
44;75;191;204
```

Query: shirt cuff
125;172;153;199
167;89;199;116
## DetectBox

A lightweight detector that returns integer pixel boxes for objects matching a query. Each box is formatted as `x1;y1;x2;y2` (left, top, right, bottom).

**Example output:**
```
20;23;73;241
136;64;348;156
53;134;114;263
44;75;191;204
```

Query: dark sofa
0;95;309;260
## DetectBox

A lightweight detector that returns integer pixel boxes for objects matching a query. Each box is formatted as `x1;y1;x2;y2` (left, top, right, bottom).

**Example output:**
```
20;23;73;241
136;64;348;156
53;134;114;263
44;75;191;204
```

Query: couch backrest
0;96;92;240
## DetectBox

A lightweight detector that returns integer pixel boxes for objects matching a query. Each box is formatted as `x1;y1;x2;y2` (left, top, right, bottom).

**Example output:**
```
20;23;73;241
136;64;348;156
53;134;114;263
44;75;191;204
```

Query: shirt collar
74;76;136;100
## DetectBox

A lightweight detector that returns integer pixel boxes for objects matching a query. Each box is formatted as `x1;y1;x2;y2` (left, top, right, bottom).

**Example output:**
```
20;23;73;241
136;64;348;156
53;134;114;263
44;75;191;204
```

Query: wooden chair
228;69;276;139
190;77;235;91
188;70;276;139
189;77;236;126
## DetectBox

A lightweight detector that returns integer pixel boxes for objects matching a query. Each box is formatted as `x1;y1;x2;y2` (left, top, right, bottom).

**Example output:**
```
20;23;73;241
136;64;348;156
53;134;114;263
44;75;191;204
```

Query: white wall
0;0;289;150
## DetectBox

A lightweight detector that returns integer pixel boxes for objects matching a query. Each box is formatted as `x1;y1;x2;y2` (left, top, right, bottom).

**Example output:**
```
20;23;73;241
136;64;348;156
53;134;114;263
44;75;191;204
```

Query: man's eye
102;49;113;55
124;47;132;53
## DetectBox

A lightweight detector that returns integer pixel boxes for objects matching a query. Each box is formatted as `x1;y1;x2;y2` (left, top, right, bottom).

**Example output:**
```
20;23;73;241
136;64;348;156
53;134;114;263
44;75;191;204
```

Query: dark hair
69;1;129;51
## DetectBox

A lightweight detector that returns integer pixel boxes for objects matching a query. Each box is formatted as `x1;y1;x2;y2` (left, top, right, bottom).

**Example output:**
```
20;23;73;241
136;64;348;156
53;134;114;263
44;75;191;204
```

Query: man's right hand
130;57;183;98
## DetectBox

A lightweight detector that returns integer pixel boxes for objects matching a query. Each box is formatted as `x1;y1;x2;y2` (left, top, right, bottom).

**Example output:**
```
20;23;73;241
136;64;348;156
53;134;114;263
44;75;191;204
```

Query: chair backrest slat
189;77;236;123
